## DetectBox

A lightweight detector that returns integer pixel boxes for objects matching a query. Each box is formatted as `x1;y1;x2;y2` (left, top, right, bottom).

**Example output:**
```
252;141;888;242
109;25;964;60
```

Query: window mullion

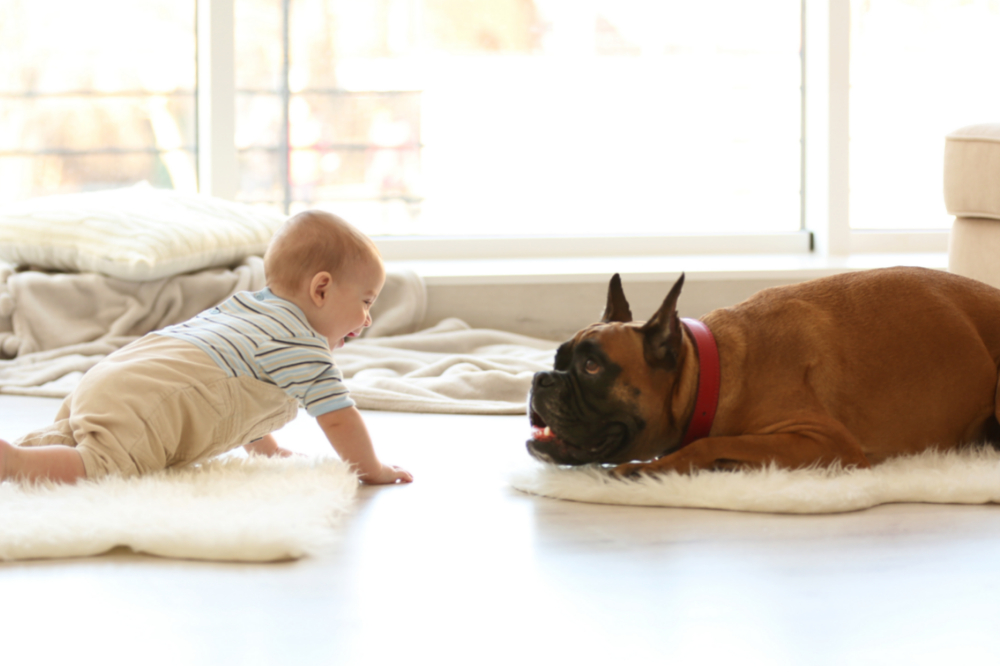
197;0;238;200
804;0;851;256
280;0;291;214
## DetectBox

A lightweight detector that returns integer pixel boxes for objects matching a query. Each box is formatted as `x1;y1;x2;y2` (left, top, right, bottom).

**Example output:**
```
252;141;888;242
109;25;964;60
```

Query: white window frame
197;0;239;203
195;0;949;262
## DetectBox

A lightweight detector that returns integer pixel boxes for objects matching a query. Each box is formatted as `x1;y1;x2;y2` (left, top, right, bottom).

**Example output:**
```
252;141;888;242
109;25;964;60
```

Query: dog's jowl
527;268;1000;477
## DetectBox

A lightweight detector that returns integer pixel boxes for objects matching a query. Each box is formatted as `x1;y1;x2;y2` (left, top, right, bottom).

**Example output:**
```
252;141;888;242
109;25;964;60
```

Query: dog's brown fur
526;267;1000;476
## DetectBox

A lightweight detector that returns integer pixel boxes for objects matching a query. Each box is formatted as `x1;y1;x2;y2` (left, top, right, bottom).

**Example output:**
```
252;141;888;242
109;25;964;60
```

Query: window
235;0;803;238
4;1;994;259
849;0;1000;231
235;0;423;224
0;1;197;201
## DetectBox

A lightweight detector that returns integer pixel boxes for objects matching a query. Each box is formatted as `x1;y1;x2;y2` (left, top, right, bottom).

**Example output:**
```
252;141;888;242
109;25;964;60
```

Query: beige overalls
16;334;300;478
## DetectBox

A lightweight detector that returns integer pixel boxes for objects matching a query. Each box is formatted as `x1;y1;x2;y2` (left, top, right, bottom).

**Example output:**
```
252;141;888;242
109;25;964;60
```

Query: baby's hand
360;463;413;485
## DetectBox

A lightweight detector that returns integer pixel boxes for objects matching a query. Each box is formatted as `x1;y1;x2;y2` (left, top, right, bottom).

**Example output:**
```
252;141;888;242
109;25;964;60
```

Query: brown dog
526;267;1000;476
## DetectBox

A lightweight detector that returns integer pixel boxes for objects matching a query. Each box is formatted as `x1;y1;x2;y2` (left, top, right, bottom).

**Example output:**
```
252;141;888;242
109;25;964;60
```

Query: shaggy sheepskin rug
0;455;357;562
510;447;1000;514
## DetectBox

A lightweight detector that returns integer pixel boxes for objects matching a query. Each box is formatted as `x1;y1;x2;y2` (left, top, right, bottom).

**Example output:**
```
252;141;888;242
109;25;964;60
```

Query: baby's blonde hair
264;210;381;295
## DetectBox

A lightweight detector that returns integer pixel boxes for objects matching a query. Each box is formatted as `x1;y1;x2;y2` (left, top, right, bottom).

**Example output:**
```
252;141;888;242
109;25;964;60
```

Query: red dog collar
680;318;720;447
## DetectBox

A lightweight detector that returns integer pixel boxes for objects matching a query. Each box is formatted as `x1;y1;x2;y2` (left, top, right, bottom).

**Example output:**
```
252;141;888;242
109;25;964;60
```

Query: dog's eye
584;358;601;374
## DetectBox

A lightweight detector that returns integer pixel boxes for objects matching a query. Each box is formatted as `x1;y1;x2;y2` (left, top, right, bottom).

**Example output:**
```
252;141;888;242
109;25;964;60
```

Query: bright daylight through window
234;0;802;237
1;0;997;243
0;1;196;201
849;0;1000;231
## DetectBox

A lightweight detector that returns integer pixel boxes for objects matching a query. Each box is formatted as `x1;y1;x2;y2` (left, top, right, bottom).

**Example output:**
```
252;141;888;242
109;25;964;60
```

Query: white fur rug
509;447;1000;514
0;455;357;562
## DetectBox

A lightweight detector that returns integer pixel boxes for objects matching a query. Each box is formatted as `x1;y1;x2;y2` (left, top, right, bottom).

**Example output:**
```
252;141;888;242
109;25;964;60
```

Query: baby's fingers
360;463;413;485
391;465;414;483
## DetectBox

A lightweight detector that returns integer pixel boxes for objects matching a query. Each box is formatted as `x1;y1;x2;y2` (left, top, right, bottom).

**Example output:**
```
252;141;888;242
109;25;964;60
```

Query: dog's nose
533;372;556;389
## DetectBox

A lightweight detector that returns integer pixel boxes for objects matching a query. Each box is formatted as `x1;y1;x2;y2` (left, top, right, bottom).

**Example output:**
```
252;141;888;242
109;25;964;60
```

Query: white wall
421;276;805;341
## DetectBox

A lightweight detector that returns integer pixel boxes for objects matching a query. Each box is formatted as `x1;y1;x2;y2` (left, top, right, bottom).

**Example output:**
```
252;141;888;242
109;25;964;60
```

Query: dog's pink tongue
532;425;556;442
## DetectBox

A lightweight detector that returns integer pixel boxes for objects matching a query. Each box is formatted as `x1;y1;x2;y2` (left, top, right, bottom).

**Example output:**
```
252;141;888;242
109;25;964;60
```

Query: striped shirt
159;288;354;417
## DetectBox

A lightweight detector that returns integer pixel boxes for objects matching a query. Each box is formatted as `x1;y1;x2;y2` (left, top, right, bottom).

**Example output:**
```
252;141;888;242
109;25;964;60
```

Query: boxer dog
527;267;1000;476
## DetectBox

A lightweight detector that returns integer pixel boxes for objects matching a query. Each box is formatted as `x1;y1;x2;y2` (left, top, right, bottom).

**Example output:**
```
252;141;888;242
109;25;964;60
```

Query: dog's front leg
612;429;870;477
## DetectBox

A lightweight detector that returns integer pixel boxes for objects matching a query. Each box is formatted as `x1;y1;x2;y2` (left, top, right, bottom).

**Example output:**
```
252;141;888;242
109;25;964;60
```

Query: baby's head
265;210;382;295
265;210;385;347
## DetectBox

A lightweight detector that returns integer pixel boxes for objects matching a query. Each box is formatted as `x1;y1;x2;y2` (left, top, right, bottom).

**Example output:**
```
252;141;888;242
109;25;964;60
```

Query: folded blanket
338;318;557;414
0;263;559;413
0;319;558;413
0;257;267;357
0;338;132;397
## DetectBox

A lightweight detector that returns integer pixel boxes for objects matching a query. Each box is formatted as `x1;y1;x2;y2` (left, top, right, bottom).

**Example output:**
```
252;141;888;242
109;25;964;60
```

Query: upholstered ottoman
946;123;1000;288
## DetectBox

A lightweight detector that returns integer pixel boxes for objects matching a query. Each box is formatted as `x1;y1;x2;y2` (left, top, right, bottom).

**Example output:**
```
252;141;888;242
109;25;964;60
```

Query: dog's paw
611;462;648;479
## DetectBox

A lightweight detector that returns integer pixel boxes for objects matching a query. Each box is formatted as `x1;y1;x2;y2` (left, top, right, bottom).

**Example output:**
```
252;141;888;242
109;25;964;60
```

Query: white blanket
338;318;557;414
0;261;558;413
0;257;268;357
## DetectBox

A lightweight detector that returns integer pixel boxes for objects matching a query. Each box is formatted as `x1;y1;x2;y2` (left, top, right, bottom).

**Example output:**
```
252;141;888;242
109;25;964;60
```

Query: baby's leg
0;439;87;484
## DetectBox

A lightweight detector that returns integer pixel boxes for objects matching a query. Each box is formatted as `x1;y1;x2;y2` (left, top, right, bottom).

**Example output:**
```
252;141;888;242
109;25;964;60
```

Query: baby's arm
243;433;295;458
316;406;413;485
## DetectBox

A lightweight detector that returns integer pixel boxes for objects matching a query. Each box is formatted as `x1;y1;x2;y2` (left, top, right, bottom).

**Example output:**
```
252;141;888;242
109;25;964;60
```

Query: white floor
5;395;1000;665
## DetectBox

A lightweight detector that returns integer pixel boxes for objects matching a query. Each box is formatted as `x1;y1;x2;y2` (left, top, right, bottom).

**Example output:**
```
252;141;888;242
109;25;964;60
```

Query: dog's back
703;267;1000;463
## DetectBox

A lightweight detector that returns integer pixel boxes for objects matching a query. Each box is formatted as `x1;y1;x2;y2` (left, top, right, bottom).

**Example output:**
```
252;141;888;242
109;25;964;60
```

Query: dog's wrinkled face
526;273;689;466
527;325;647;465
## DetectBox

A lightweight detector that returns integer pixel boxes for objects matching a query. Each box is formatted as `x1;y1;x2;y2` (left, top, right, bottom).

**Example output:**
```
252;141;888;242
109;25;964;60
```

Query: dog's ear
641;273;685;369
601;273;633;323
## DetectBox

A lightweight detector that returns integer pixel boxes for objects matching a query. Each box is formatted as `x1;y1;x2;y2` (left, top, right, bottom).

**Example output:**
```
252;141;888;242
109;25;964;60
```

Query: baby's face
312;259;385;349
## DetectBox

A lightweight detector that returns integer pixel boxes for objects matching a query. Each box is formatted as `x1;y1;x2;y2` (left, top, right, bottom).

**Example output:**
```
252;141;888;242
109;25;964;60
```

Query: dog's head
526;273;695;465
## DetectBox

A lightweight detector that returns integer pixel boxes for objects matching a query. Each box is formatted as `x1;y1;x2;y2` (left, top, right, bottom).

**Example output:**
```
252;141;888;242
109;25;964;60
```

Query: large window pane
0;0;197;202
850;0;1000;231
237;0;802;237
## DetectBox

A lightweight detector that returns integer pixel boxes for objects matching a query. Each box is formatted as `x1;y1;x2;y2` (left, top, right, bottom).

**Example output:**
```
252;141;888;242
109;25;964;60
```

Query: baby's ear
309;271;333;306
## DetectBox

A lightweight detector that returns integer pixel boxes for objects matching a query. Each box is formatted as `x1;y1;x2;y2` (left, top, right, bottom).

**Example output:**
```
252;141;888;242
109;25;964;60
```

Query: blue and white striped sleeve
299;365;355;416
255;340;354;416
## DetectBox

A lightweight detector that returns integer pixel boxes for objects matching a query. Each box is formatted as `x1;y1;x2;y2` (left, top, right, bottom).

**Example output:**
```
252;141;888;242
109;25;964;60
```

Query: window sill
386;251;949;287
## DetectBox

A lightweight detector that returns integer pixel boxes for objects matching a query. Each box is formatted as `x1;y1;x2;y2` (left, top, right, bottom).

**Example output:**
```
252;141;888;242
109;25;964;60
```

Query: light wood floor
5;395;1000;665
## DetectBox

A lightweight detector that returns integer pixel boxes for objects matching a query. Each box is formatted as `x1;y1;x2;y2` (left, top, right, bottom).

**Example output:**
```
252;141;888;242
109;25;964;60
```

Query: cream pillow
0;183;285;281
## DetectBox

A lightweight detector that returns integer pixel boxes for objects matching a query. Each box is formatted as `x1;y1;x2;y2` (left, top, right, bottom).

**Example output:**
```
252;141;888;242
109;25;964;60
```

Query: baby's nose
364;312;372;327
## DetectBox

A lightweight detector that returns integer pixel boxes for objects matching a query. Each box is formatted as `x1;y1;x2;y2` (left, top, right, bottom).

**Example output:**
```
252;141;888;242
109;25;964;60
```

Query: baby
0;210;413;486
